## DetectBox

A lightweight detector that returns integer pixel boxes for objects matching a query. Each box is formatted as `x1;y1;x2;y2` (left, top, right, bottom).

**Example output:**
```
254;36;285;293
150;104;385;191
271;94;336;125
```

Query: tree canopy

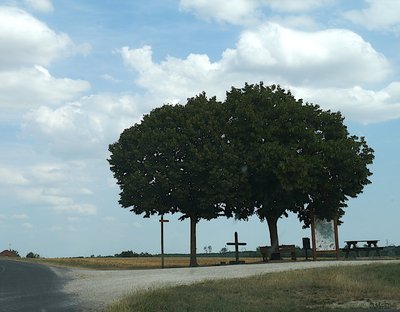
109;93;241;266
222;83;374;250
109;82;374;263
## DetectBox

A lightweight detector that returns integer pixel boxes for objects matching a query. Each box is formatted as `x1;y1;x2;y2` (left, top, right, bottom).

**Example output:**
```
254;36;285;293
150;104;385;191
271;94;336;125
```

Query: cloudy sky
1;0;399;258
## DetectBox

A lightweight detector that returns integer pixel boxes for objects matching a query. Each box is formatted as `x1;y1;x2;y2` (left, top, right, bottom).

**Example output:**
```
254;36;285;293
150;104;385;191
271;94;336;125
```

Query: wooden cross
227;232;247;263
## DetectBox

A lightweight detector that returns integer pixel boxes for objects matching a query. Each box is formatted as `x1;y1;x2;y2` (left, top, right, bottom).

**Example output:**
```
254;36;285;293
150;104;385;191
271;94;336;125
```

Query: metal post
159;215;169;268
161;214;165;269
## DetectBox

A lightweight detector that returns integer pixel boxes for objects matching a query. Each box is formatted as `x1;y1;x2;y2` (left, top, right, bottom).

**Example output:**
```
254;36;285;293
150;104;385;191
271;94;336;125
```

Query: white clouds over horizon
121;22;399;123
294;84;400;124
2;2;399;209
0;162;98;216
0;167;30;186
179;0;331;25
22;93;142;159
23;0;53;13
0;7;72;68
0;7;90;115
0;66;89;112
2;1;400;255
180;0;259;25
344;0;400;32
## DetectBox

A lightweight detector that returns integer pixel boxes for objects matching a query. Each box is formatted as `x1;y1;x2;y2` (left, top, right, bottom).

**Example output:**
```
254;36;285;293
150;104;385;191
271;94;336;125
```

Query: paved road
0;259;80;312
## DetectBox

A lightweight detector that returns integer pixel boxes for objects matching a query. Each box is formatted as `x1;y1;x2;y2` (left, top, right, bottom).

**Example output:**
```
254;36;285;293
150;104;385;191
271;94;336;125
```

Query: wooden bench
342;240;383;258
259;245;296;262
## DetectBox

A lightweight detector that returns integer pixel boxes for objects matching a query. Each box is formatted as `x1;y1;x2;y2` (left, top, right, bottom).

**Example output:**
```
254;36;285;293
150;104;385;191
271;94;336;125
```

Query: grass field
105;263;400;312
24;256;262;270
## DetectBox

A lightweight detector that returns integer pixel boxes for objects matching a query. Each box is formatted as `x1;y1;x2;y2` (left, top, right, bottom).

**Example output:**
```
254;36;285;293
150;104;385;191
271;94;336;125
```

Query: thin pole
311;214;317;261
161;214;165;269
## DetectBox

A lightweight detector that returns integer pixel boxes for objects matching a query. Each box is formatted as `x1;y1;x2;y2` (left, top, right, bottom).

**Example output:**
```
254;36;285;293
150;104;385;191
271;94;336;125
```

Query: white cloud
264;0;331;12
344;0;400;32
49;225;63;232
0;8;90;116
179;0;330;25
67;225;78;232
52;203;97;215
12;214;29;219
180;0;259;25
101;74;120;83
46;192;76;206
121;23;392;123
0;7;73;69
0;168;29;186
23;222;33;229
123;24;390;91
122;45;223;100
222;23;390;87
67;217;81;222
103;216;116;223
79;188;93;195
269;14;318;30
24;0;54;13
22;93;141;159
16;186;98;215
0;66;89;111
2;161;98;217
132;221;142;229
294;84;400;124
29;163;68;185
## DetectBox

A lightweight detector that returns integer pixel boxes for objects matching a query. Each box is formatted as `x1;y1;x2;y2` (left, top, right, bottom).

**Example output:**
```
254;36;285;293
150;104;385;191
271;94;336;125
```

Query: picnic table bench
259;244;296;262
342;240;383;258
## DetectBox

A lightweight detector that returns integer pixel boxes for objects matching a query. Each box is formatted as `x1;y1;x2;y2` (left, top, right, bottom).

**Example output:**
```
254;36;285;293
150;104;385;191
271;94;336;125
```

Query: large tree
223;83;374;251
108;93;240;266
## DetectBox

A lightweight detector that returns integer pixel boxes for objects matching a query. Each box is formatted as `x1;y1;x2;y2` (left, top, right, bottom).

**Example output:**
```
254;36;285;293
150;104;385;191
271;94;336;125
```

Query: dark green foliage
115;251;135;258
26;251;40;258
109;93;239;266
9;249;20;257
222;83;374;248
382;245;400;257
114;250;152;257
109;82;374;261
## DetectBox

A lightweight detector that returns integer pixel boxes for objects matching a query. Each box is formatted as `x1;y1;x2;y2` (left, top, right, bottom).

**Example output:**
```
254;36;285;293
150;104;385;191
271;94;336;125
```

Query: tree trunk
266;216;279;252
189;216;198;267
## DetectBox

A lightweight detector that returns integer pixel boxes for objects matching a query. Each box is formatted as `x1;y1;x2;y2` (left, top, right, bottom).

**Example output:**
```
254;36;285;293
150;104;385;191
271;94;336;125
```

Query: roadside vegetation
105;263;400;312
22;256;261;270
19;246;400;270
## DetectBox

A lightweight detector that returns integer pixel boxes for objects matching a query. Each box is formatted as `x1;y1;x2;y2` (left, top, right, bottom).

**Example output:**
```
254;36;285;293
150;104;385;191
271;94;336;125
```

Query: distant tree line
19;246;400;260
26;251;40;258
114;250;153;257
115;246;400;258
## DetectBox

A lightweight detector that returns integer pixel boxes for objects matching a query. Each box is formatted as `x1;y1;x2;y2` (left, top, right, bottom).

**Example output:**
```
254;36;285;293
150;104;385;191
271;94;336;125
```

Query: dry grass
24;256;262;270
105;263;400;312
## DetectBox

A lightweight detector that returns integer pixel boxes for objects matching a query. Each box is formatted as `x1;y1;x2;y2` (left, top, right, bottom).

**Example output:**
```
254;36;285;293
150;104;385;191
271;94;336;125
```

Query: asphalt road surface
0;259;79;312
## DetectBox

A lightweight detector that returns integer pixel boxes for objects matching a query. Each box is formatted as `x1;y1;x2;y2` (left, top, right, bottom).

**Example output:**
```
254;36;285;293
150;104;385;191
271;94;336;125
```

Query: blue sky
1;0;399;257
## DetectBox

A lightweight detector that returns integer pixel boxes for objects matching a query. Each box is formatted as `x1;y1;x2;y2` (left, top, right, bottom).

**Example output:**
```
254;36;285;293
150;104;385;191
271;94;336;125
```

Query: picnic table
343;240;383;258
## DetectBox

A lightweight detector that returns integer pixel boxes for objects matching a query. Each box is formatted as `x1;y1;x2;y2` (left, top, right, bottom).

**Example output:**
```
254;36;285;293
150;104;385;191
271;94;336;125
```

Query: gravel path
54;259;400;311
